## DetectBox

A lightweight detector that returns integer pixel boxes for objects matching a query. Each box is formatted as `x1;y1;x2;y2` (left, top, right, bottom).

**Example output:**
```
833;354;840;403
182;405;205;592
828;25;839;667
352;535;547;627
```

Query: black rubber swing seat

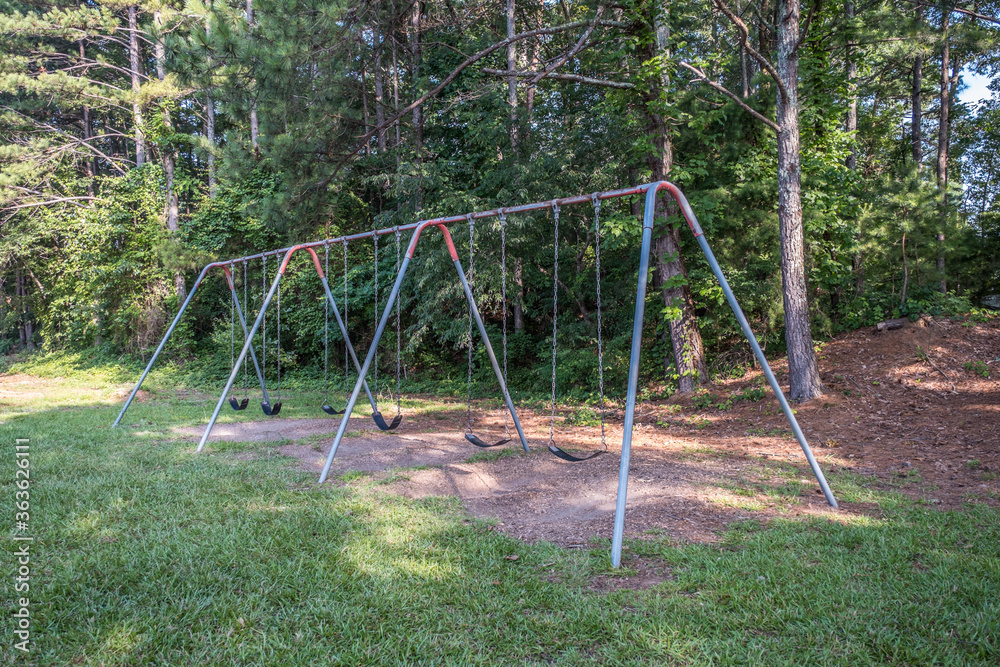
465;433;512;448
547;443;604;462
321;404;345;415
261;401;282;416
371;411;402;431
229;397;249;411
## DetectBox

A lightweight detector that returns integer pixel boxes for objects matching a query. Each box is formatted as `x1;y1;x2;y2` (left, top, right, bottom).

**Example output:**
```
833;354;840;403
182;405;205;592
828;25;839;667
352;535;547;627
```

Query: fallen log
875;318;907;332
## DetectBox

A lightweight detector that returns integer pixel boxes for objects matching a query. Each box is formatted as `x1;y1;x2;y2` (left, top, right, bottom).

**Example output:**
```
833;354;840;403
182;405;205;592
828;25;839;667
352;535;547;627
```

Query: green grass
1;358;999;664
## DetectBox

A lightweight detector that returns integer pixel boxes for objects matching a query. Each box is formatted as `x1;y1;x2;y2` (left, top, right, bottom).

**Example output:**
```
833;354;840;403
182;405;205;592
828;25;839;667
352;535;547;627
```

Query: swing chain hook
499;208;510;438
465;213;475;434
549;201;560;446
394;226;402;417
592;193;607;452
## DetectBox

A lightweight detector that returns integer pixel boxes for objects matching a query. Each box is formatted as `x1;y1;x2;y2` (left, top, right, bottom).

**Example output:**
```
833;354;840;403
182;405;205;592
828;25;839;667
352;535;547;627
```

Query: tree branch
678;61;780;132
712;0;789;102
482;68;635;89
795;0;824;54
901;0;1000;25
336;15;627;170
529;6;605;86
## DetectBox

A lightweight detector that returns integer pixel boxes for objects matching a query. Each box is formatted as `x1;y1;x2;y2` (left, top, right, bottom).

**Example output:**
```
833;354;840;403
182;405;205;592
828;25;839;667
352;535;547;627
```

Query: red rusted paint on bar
304;247;324;278
436;224;459;261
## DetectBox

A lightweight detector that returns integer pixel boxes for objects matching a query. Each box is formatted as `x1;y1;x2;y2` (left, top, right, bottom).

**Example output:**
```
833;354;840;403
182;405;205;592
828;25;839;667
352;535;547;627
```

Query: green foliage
963;360;991;378
2;0;999;407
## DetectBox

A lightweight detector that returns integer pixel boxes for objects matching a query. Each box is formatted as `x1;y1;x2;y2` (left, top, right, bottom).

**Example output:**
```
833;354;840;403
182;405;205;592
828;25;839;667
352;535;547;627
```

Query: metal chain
242;259;249;398
499;210;510;438
276;267;281;400
323;242;329;404
229;262;235;376
395;228;402;416
261;255;267;390
593;194;607;451
549;202;560;445
466;214;474;433
343;240;349;393
373;233;379;396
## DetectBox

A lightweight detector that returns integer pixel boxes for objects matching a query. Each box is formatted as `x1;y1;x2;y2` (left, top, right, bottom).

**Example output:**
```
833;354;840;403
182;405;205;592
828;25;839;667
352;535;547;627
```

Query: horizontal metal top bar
205;184;654;269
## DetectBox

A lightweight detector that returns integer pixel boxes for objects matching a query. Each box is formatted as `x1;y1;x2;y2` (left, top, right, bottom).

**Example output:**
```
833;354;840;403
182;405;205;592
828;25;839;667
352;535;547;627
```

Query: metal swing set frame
113;181;838;567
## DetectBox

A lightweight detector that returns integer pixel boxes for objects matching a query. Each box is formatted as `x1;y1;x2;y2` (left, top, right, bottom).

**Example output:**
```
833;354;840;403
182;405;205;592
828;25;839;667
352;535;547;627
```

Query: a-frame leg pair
198;247;388;452
222;266;269;411
314;274;399;429
319;224;530;484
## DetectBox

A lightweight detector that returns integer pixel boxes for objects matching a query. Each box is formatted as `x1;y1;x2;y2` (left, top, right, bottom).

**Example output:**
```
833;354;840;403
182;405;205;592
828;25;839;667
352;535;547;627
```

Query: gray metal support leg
452;259;530;452
317;276;380;413
610;186;658;568
229;281;269;404
196;254;287;453
319;256;413;482
113;265;212;428
694;233;838;508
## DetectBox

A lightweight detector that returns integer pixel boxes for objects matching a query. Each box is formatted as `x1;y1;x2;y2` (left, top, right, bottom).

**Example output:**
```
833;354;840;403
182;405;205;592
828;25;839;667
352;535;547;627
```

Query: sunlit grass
1;360;998;665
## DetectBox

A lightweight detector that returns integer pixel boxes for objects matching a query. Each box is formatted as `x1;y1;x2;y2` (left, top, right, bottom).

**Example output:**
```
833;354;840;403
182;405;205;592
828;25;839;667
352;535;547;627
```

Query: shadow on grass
0;393;998;665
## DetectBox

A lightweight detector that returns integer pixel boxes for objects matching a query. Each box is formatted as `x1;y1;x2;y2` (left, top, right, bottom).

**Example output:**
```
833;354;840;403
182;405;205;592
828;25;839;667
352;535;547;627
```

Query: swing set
113;181;839;567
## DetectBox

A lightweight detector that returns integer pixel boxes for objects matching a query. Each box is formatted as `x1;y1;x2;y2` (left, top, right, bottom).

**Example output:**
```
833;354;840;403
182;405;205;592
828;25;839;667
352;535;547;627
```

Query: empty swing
546;198;606;462
369;231;402;431
260;254;283;416
464;212;512;448
228;260;250;411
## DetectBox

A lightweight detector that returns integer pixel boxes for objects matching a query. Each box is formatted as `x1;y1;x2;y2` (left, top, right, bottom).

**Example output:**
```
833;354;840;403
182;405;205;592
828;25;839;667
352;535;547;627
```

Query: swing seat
261;400;282;416
321;404;345;415
229;397;249;411
547;443;604;462
371;411;402;431
465;433;512;448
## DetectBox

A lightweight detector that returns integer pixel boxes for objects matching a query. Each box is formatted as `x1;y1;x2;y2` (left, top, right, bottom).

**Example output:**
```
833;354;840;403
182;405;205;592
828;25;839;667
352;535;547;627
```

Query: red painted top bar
200;183;696;270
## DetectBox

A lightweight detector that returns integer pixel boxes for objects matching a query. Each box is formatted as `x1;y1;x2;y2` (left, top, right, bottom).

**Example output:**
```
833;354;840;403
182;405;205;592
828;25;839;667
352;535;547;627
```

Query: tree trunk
900;232;908;305
206;90;216;196
392;32;401;151
507;0;524;333
154;10;186;301
776;0;822;401
845;1;862;291
845;1;857;171
205;14;216;197
911;6;923;167
247;0;259;150
646;6;706;393
739;0;749;98
361;62;371;156
936;8;949;293
79;38;96;194
410;2;423;210
507;0;519;149
525;21;539;145
374;28;387;152
513;258;525;333
128;6;146;167
16;268;25;348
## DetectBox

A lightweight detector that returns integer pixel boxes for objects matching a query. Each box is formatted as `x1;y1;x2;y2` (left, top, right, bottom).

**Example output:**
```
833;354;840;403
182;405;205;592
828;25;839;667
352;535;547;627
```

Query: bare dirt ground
175;316;999;548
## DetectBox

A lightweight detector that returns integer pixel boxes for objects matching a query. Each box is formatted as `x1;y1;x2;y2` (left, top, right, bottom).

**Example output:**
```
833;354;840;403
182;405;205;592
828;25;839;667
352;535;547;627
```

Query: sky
961;69;996;106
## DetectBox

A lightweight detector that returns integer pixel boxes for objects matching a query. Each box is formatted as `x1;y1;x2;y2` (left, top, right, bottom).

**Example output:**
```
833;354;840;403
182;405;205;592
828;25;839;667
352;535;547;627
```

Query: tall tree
154;8;185;300
129;5;146;167
647;4;708;393
773;0;821;399
936;5;951;292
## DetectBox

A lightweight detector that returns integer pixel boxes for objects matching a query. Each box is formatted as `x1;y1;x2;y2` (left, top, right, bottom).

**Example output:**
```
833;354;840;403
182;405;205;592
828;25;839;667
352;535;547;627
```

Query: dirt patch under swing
171;316;999;551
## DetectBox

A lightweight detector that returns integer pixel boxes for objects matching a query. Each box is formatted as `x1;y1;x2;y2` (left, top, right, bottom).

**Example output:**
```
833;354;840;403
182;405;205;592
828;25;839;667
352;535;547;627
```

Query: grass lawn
1;356;998;665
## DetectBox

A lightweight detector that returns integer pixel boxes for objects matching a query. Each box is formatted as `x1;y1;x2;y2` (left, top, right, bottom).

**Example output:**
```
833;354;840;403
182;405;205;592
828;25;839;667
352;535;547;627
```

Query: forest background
2;0;998;403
